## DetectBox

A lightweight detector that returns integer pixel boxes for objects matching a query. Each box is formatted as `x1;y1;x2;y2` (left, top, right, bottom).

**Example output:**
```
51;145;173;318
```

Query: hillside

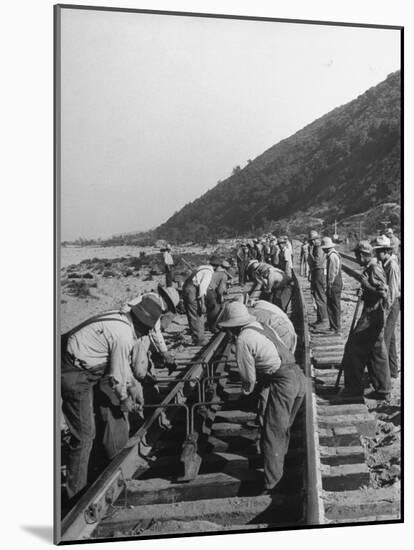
155;71;401;242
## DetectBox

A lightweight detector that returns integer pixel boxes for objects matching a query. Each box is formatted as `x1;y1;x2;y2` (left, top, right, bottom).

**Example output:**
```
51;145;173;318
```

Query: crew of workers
62;227;400;504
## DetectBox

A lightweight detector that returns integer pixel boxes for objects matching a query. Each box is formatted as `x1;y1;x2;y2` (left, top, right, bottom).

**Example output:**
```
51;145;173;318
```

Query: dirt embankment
60;247;236;333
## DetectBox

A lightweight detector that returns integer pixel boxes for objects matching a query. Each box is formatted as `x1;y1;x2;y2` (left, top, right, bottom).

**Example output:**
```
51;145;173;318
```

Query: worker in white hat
160;244;174;287
321;237;343;334
218;302;305;494
373;235;400;379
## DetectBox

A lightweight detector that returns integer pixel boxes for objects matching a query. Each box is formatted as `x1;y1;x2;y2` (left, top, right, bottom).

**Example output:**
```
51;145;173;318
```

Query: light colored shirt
389;235;400;257
66;313;136;400
236;321;281;394
250;300;297;352
192;265;214;298
163;251;174;265
383;255;400;308
326;249;341;286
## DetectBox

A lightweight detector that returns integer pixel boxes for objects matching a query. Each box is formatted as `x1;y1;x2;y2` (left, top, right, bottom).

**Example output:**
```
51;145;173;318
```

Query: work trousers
165;265;174;287
237;260;247;285
205;288;222;332
272;285;292;312
343;307;391;395
182;282;205;343
260;364;306;490
299;255;309;277
326;279;342;331
61;355;129;500
384;299;400;377
310;269;327;323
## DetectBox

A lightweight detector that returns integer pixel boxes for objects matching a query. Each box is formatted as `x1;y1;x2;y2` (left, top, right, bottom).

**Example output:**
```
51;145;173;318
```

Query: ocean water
60;243;217;268
60;245;157;268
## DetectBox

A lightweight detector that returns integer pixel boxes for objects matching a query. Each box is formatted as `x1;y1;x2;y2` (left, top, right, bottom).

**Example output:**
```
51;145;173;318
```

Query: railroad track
297;249;400;525
60;274;321;542
59;250;400;542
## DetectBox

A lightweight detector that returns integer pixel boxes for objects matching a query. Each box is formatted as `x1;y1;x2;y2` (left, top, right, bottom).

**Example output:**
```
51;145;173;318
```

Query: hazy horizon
60;9;400;241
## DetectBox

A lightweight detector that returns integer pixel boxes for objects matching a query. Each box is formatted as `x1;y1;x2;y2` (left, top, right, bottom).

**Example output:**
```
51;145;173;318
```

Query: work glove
162;350;176;365
128;379;144;405
120;397;134;413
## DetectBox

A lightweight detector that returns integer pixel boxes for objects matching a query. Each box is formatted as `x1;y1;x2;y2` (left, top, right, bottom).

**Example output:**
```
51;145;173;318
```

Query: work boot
193;337;208;346
311;321;329;331
364;390;391;402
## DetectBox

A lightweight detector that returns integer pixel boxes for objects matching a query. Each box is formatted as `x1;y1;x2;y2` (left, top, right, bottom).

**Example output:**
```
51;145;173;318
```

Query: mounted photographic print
54;4;403;544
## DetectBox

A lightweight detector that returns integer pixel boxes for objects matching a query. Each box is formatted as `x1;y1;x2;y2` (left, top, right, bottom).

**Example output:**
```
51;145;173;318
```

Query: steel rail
291;270;325;525
60;330;227;542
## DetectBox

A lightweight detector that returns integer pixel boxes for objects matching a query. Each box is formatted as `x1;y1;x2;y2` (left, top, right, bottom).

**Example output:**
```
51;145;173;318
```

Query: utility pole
333;219;338;241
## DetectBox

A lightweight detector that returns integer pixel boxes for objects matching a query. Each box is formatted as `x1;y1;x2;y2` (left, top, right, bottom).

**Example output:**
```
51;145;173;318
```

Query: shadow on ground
21;526;53;543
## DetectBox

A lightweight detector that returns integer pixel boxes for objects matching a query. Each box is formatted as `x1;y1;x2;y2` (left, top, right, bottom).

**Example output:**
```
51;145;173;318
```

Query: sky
59;8;401;241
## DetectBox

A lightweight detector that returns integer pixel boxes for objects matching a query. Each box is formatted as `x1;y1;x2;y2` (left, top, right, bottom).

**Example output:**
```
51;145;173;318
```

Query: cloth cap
130;297;163;328
209;255;221;266
354;240;373;255
218;302;256;328
157;284;179;313
372;235;391;249
248;259;259;268
321;236;335;249
221;260;231;269
309;230;319;240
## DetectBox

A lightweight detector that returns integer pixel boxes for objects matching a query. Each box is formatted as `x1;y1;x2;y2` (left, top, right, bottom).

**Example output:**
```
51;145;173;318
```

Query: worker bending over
248;260;292;311
122;284;180;367
61;298;162;501
182;256;221;345
219;302;305;493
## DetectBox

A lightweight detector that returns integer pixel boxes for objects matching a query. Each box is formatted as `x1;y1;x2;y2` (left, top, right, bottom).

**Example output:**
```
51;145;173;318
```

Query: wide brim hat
309;230;319;240
372;235;392;250
157;284;179;313
321;237;335;249
218;302;256;328
130;297;163;328
354;240;373;255
209;255;221;266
